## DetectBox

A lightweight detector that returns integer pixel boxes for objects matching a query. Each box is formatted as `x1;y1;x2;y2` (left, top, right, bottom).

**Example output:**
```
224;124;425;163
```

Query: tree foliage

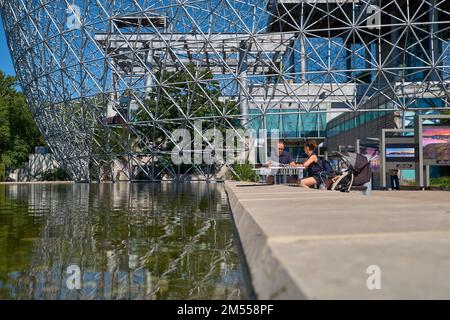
136;64;240;148
0;71;45;180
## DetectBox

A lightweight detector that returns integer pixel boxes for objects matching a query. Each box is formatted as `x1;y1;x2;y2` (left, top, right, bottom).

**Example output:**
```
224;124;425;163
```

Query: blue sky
0;16;15;76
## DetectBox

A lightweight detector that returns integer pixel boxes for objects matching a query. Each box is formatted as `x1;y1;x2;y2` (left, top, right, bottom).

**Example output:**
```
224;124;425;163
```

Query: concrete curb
225;181;308;299
225;181;450;299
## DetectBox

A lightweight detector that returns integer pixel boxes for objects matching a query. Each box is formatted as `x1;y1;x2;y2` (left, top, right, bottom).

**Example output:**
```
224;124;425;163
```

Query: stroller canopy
339;152;372;186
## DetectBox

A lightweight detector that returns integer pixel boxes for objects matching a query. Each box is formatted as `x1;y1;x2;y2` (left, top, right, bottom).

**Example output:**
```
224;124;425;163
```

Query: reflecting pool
0;182;246;300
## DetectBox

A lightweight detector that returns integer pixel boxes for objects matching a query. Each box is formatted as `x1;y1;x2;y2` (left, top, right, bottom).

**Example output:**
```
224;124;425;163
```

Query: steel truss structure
0;0;449;181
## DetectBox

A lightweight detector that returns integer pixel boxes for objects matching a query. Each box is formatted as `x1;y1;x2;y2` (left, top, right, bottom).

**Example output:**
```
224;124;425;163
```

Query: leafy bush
40;168;72;181
231;162;258;182
430;176;450;188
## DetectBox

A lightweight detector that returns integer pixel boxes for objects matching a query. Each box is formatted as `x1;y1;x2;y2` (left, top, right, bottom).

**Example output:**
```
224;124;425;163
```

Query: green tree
134;64;240;174
0;71;45;180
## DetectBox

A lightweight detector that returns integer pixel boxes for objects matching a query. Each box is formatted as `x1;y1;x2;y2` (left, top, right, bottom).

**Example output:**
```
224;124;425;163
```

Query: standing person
265;141;296;184
389;168;400;190
298;140;322;188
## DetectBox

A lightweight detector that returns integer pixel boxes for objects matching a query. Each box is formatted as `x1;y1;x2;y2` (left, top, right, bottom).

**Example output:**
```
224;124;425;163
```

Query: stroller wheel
332;172;354;193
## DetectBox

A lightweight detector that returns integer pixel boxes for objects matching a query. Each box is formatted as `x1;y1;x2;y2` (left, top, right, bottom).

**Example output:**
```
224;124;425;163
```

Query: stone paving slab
225;181;450;299
271;233;450;299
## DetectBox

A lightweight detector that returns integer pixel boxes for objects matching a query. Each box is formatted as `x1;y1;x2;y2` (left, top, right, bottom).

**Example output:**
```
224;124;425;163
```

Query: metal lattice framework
0;0;449;181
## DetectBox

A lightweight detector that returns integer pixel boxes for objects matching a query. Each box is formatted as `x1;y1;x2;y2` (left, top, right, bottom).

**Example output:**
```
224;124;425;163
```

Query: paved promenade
225;181;450;299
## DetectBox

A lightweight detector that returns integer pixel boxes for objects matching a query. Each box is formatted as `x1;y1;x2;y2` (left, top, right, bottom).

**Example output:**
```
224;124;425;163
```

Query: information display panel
415;115;450;188
422;126;450;165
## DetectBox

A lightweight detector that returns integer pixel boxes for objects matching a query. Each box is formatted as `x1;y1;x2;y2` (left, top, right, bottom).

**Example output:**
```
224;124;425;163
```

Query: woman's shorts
311;175;321;184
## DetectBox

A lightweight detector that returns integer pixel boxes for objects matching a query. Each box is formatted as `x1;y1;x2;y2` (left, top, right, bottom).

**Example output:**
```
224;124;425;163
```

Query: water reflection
0;183;245;300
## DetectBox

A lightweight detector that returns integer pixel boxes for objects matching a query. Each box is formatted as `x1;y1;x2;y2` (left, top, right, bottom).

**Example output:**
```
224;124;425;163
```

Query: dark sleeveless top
306;153;321;178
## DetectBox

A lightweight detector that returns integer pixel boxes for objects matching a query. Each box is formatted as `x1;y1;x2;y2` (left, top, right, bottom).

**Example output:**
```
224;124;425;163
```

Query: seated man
264;141;297;184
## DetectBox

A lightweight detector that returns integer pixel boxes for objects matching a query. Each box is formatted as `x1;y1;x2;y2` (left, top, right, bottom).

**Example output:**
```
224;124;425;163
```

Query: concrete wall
8;154;59;182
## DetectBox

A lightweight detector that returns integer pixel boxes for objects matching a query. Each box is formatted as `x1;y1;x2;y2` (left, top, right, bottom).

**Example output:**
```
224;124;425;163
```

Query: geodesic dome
1;1;449;181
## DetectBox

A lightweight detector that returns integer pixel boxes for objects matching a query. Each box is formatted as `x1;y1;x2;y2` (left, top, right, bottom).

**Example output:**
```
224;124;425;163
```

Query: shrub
430;176;450;188
231;162;258;182
40;168;72;181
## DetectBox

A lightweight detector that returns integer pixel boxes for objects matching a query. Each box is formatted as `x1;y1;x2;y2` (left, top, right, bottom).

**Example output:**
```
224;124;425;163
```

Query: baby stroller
331;152;372;192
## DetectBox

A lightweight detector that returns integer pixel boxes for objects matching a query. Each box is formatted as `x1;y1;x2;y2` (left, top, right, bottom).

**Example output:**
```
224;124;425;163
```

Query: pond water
0;182;246;300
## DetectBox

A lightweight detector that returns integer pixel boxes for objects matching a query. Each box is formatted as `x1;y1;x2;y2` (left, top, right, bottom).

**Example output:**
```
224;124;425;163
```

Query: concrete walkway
225;181;450;299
